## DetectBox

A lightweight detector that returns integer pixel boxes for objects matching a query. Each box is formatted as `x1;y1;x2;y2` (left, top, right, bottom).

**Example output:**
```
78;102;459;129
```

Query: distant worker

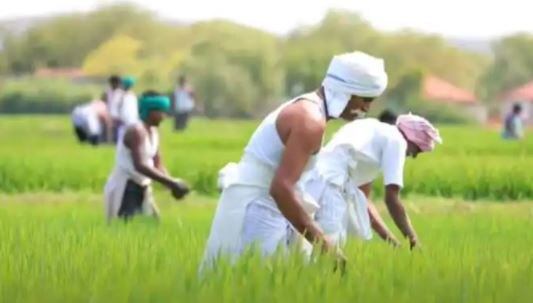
102;75;123;142
71;98;111;146
104;91;190;222
116;76;139;141
502;103;524;140
172;75;196;131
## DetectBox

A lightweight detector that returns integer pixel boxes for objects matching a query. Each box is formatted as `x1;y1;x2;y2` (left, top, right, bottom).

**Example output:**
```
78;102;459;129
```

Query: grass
1;193;532;302
1;116;533;302
0;116;532;199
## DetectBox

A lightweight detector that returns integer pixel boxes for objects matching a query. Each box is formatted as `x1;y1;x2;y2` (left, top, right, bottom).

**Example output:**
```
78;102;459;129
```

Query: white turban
322;51;388;118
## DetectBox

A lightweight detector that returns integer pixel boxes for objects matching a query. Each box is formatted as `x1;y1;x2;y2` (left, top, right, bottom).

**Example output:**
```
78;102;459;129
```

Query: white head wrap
322;51;388;118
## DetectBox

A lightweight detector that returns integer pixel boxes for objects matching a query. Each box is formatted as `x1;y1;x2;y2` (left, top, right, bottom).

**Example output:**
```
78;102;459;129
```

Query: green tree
480;34;533;100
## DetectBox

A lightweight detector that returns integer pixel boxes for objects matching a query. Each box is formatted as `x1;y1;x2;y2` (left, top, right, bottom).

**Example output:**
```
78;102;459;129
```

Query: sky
0;0;532;39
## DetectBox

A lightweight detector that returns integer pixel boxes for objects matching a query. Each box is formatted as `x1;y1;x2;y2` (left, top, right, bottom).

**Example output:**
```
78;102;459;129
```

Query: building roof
422;75;478;105
501;81;533;102
34;68;86;79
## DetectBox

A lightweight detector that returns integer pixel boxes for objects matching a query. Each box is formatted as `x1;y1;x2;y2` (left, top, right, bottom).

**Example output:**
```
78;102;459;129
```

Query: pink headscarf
396;113;442;152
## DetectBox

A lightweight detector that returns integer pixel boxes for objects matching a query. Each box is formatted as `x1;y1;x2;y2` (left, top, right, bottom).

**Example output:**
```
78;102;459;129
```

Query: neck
142;120;153;129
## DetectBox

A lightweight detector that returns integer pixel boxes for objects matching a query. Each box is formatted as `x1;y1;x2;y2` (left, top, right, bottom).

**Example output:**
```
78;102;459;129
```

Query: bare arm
124;127;176;189
359;183;400;245
270;107;331;250
384;184;418;248
154;152;170;176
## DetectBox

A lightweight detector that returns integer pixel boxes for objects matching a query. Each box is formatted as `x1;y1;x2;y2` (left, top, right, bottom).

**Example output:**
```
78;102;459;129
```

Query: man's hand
387;236;401;248
408;235;419;250
320;237;347;274
170;179;189;200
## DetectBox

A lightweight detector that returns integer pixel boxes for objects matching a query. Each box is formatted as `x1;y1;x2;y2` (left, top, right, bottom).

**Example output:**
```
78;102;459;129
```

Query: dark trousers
74;126;99;145
118;180;147;220
174;112;190;131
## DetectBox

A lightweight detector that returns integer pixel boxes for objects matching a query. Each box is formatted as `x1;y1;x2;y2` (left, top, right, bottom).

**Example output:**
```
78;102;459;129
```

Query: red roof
35;68;86;79
422;75;477;105
501;81;533;102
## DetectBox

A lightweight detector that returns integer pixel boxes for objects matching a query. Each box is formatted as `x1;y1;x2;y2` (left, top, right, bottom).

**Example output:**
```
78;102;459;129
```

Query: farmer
502;103;524;140
102;75;123;143
116;76;139;141
171;75;196;131
104;91;190;222
71;98;112;145
202;51;388;268
305;114;442;249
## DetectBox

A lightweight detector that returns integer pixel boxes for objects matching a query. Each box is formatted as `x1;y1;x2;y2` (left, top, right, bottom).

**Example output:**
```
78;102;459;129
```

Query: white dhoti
305;172;372;246
201;155;317;270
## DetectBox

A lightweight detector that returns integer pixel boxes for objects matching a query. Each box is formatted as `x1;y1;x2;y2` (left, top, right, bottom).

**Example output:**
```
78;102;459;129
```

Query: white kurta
306;118;407;245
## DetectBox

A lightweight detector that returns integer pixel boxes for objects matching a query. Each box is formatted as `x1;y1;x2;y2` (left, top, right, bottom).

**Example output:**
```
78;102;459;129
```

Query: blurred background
0;0;532;123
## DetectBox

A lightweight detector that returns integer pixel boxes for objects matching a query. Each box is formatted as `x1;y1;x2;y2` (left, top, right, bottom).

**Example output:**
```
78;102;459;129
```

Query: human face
406;141;422;158
339;95;374;121
147;110;167;127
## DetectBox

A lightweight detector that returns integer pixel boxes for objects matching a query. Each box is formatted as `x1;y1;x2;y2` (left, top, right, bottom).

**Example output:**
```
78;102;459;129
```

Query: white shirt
174;88;195;113
71;104;100;135
106;88;124;119
120;91;139;126
316;118;407;188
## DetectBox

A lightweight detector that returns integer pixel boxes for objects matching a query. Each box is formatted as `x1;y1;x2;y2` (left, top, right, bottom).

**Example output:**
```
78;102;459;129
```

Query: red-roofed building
500;81;533;124
34;68;87;80
422;75;487;122
422;75;478;105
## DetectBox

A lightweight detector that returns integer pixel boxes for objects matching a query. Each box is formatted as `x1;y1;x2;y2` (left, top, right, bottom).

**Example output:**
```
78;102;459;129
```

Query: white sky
1;0;532;39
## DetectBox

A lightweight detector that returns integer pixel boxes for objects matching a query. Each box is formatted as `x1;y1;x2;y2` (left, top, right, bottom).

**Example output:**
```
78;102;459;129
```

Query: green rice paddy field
1;116;532;302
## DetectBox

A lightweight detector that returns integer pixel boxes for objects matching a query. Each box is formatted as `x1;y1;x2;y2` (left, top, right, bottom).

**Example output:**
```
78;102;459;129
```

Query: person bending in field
104;91;190;222
71;98;112;145
357;109;403;246
304;114;442;249
202;51;388;270
102;75;124;143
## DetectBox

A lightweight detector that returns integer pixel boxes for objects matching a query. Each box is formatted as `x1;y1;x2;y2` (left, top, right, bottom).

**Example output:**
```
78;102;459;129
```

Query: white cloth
304;119;407;245
317;119;406;188
305;171;372;245
241;201;297;256
244;92;323;168
202;154;318;270
117;91;139;140
104;124;159;220
72;104;101;136
202;93;327;269
106;88;124;119
217;162;238;191
322;51;388;118
174;88;195;113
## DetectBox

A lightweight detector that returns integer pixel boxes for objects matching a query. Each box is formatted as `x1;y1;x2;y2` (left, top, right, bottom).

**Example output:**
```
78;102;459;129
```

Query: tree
480;34;533;100
82;35;143;76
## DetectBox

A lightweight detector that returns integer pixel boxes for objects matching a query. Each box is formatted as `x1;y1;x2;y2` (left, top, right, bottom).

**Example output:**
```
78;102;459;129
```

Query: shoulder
384;126;407;149
281;100;326;134
125;124;147;141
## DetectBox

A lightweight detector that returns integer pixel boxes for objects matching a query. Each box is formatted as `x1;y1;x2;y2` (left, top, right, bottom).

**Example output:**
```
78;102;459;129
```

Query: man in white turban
202;51;388;270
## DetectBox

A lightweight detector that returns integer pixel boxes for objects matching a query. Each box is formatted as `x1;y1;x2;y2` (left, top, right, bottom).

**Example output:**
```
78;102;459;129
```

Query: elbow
132;161;146;174
269;178;291;202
